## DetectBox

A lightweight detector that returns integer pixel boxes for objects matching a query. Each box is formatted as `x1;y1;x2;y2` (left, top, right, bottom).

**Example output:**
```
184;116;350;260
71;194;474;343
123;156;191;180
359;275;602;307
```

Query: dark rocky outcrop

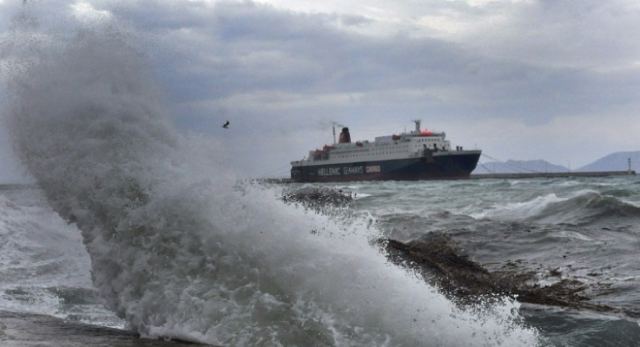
381;233;638;317
282;187;353;210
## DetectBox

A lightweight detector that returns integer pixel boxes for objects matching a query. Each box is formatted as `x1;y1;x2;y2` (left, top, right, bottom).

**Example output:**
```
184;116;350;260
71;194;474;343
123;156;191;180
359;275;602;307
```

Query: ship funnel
339;127;351;144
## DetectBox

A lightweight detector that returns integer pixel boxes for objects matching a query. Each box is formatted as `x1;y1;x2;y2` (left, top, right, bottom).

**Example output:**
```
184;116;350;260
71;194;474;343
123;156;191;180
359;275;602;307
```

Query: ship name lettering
366;165;381;173
318;167;341;176
343;166;364;175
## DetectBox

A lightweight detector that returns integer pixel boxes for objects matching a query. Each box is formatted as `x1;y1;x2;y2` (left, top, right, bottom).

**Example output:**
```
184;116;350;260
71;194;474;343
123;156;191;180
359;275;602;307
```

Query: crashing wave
1;12;539;346
472;190;640;225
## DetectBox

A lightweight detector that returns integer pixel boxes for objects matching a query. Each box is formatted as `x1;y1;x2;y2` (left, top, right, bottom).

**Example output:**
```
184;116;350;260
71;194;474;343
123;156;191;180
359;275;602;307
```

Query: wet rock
282;187;353;210
382;233;497;301
549;268;562;277
381;232;636;316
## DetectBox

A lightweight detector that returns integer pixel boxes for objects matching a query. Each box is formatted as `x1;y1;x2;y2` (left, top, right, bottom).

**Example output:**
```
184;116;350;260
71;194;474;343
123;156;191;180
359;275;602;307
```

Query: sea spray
2;12;540;346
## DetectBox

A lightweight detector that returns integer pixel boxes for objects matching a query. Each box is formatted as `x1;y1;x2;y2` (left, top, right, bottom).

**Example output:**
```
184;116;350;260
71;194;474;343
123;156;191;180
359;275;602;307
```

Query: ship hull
291;151;481;182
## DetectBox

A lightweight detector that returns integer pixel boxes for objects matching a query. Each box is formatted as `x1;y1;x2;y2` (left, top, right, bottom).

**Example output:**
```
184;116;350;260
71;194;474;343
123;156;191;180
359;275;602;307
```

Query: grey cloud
94;0;640;123
89;1;640;175
463;0;640;69
2;0;639;178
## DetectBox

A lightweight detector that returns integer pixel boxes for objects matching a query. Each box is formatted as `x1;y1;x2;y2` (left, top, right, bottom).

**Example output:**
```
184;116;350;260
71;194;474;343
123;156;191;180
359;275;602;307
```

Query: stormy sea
2;9;640;347
3;178;640;346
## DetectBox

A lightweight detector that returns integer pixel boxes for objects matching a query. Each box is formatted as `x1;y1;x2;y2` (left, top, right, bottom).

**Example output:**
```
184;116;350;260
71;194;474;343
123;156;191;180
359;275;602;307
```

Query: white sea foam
1;13;540;346
470;193;566;220
470;187;640;226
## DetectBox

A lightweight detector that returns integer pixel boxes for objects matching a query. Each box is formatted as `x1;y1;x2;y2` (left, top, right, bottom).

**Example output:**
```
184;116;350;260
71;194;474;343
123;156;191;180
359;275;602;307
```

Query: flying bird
222;120;230;129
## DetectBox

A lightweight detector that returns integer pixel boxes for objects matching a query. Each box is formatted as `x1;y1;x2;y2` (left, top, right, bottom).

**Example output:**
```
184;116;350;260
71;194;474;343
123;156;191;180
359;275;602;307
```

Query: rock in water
382;233;637;316
282;187;353;209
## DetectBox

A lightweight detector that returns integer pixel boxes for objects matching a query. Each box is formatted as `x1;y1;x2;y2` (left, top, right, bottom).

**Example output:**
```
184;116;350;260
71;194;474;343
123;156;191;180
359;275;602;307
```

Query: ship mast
332;125;336;144
413;119;421;133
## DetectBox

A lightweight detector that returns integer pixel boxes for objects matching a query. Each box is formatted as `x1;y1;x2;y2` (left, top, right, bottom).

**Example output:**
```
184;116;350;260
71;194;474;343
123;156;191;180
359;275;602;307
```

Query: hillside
578;151;640;172
474;159;569;174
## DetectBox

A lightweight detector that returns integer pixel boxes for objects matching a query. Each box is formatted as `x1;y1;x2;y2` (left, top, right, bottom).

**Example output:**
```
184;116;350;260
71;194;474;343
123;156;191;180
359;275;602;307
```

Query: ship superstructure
291;120;481;182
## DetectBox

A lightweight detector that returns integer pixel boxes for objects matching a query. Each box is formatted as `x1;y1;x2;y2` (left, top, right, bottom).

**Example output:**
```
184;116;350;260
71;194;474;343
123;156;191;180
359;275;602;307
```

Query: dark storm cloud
89;0;640;128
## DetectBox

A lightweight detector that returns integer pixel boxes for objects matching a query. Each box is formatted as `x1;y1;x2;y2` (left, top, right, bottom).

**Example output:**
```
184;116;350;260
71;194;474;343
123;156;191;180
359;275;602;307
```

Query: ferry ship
290;120;481;182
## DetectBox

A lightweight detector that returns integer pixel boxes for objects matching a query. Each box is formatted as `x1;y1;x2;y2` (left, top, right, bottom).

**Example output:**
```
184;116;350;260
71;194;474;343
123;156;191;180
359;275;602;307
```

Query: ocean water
1;9;638;347
341;177;640;347
2;177;640;346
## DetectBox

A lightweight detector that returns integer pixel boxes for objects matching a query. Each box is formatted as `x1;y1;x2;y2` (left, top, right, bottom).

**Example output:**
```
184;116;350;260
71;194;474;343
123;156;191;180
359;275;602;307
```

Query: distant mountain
474;159;569;174
578;151;640;172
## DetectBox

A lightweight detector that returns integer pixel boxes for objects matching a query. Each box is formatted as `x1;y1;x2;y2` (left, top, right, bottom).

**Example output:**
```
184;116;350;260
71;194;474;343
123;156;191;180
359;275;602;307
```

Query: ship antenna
332;124;336;144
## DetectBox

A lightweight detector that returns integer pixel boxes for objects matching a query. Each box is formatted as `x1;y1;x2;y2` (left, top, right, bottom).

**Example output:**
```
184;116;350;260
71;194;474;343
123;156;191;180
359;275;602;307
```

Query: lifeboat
420;129;433;136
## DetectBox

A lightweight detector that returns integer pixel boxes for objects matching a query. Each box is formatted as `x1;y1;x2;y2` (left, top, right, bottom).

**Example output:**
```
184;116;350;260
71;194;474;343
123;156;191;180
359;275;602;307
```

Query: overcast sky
1;0;640;180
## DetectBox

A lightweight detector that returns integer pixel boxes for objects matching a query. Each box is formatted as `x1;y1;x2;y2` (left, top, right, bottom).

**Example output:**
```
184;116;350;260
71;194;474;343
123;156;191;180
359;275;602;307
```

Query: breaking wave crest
1;15;539;346
473;190;640;225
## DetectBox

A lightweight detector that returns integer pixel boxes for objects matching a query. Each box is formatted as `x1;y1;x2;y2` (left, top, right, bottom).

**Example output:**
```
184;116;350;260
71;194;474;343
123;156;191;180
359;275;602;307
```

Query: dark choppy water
302;176;640;346
2;177;640;346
